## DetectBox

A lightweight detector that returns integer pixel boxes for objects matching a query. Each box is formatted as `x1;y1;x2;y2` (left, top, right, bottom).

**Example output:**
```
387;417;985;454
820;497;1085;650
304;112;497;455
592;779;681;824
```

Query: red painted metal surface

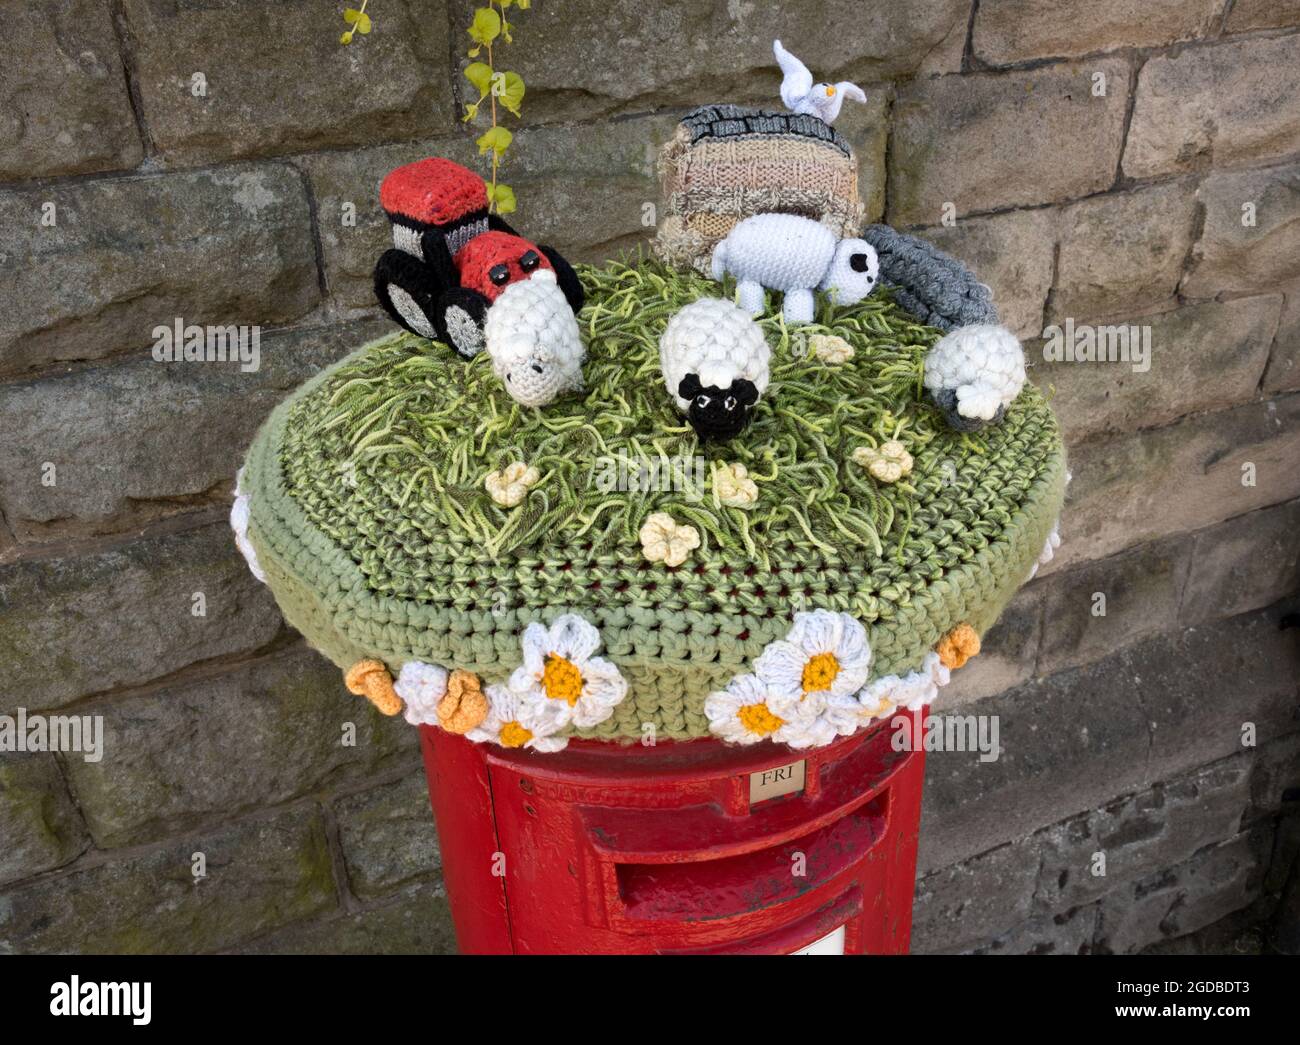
419;712;927;954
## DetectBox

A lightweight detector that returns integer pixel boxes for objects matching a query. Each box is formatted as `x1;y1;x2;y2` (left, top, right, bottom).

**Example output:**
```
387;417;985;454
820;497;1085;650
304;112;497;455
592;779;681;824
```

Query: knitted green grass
245;256;1067;741
282;258;950;573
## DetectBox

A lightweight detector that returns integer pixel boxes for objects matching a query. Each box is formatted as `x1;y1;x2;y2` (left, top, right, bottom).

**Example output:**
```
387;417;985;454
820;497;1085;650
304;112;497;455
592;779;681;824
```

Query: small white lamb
659;297;770;441
711;213;880;325
923;323;1027;431
483;269;585;408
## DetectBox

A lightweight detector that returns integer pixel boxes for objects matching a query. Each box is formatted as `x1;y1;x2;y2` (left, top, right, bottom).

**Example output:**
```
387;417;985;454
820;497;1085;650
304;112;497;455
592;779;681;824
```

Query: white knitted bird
773;39;867;125
659;297;771;441
923;323;1027;432
483;269;585;408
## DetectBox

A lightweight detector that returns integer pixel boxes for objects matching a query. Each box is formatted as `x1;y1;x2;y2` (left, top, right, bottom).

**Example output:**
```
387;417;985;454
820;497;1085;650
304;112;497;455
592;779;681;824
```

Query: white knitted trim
230;469;266;584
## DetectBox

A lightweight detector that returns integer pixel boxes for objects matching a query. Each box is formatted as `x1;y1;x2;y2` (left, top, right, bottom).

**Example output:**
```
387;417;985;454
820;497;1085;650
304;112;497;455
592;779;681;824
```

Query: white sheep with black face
483;269;585;407
659;297;771;441
711;213;879;325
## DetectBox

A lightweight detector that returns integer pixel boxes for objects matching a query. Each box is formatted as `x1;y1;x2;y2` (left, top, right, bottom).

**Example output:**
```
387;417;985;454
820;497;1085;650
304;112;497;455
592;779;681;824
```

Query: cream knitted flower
639;511;700;567
851;440;914;483
467;683;569;752
484;461;540;507
713;462;759;509
508;614;628;730
810;333;854;364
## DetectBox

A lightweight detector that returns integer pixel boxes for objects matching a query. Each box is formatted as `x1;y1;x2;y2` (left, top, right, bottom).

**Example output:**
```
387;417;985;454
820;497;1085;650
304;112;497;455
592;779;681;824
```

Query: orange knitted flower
437;669;489;734
936;623;981;670
345;659;403;716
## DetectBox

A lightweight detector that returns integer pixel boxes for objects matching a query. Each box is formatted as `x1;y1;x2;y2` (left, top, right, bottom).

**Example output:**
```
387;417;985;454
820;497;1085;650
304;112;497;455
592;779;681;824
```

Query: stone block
1181;499;1300;626
973;0;1222;66
447;0;970;123
122;0;454;164
235;881;456;954
0;318;385;540
1032;295;1281;443
1057;394;1300;570
0;524;284;714
0;804;336;953
1124;35;1300;178
1182;164;1300;299
334;772;441;900
889;61;1129;227
1094;826;1270;953
0;0;143;179
0;752;90;887
0;165;320;376
60;648;417;848
1048;181;1198;323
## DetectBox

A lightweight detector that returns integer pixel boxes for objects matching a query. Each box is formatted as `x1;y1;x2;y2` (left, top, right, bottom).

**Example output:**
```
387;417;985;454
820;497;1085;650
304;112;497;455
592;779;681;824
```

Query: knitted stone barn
654;104;866;275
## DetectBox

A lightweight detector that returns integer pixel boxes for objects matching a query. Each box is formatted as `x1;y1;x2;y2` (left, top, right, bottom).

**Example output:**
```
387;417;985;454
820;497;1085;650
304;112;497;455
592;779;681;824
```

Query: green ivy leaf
464;61;493;98
343;8;362;23
517;0;531;8
462;102;480;122
492;71;525;116
468;7;502;46
476;125;513;157
355;12;372;34
340;30;354;45
491;183;517;214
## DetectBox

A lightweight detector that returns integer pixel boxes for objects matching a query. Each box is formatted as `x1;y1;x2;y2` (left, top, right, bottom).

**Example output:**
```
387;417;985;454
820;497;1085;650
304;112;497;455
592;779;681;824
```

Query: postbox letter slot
612;794;887;924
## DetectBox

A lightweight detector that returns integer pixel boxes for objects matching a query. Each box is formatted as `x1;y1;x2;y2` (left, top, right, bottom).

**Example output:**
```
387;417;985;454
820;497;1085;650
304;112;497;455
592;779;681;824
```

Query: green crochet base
243;259;1066;741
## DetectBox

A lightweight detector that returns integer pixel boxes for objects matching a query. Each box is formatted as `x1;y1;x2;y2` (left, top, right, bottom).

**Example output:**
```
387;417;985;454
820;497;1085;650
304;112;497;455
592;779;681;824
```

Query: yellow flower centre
737;703;784;737
542;654;584;705
802;651;840;693
499;721;533;748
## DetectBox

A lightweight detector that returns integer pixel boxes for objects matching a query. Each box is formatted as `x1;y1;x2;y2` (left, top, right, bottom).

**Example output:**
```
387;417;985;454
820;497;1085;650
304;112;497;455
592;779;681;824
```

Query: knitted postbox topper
373;157;585;359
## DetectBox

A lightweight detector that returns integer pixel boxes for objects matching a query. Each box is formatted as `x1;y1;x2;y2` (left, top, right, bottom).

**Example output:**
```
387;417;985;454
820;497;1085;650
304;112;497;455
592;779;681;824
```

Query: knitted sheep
483;269;585;408
659;297;770;441
711;213;880;325
923;323;1027;432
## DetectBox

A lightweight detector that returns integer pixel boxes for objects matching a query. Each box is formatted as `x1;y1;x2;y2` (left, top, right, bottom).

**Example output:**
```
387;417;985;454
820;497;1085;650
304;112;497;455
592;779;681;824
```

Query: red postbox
420;711;927;954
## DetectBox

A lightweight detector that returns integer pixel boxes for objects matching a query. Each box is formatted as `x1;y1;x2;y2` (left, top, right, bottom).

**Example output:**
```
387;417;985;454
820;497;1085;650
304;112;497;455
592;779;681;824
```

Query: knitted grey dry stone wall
863;224;999;332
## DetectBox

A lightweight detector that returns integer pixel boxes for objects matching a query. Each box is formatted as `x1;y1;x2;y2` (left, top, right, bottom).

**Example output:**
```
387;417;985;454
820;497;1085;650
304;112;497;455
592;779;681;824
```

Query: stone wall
1;1;1296;954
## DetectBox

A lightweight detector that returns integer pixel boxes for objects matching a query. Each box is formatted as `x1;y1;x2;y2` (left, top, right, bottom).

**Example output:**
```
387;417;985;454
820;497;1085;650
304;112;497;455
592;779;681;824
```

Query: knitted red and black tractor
373;158;584;359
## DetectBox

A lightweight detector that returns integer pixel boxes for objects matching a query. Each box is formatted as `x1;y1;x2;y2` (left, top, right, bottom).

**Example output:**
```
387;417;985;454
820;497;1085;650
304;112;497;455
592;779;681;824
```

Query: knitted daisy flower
858;652;950;718
1026;520;1062;580
713;462;759;509
485;461;540;508
467;683;569;752
703;673;830;748
230;471;266;583
508;614;628;730
754;610;872;712
639;511;701;567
